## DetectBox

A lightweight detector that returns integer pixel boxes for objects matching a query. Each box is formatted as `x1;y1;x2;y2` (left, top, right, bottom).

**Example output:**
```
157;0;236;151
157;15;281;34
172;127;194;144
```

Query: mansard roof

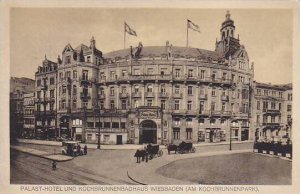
255;82;292;91
103;46;224;61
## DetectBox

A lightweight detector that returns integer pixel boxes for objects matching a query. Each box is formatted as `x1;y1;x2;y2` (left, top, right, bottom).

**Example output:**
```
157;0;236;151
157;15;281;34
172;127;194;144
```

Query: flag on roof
125;22;137;36
187;19;200;33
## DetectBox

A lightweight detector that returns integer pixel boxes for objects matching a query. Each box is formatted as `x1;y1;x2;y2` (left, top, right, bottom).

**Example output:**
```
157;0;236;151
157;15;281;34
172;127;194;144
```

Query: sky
10;8;293;84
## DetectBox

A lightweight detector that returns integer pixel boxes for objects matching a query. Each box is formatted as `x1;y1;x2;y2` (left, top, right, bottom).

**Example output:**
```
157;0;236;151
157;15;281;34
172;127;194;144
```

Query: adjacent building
23;92;35;138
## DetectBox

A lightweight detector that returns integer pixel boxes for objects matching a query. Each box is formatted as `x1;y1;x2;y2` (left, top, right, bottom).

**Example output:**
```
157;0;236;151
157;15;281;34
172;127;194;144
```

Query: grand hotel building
33;12;292;144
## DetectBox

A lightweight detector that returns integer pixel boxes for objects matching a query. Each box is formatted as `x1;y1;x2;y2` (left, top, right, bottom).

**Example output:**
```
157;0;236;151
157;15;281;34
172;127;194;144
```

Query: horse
134;149;146;163
166;144;178;154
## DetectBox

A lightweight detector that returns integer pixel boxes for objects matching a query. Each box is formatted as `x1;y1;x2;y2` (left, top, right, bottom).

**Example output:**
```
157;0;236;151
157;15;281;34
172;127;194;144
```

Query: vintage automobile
61;141;84;156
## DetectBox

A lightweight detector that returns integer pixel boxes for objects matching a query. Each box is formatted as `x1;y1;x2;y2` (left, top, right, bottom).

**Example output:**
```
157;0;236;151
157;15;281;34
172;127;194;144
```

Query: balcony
198;110;210;116
145;92;155;98
159;92;169;98
262;122;281;128
119;92;129;98
61;77;72;85
98;93;105;99
80;92;91;100
198;94;208;100
221;95;229;101
263;108;281;114
172;93;183;99
79;78;93;86
132;92;141;98
211;110;232;117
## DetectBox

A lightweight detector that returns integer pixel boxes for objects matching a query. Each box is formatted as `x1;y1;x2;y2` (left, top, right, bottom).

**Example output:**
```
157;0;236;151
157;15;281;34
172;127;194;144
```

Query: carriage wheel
158;150;163;157
191;147;196;153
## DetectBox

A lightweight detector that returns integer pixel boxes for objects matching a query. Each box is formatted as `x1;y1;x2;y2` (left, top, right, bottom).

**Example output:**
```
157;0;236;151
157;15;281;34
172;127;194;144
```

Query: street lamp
229;127;232;151
97;106;101;149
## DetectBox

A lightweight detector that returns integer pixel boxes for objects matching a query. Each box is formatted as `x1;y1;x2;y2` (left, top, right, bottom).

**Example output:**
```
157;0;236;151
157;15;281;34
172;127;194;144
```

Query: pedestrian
52;161;57;170
84;144;87;155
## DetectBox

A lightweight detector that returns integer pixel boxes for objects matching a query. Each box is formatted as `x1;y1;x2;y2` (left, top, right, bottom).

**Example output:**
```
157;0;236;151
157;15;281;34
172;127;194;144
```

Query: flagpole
124;22;126;49
186;20;189;47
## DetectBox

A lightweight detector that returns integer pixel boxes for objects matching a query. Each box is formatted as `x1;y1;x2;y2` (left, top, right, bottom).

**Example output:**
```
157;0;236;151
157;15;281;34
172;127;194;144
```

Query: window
99;87;104;95
287;105;292;112
121;122;126;129
173;128;180;140
87;122;94;128
264;90;268;96
279;92;283;98
37;79;41;87
222;72;227;80
110;87;115;96
37;91;41;99
211;102;216;111
73;85;77;95
279;103;281;110
73;70;77;79
50;102;54;111
186;119;192;127
62;100;66;109
163;131;167;139
87;134;92;141
110;100;115;109
87;56;91;63
37;104;41;112
212;88;216;97
121;70;127;77
200;70;205;79
231;74;235;82
147;68;153;75
188;69;193;78
242;89;248;99
175;69;180;78
50;90;54;98
221;102;226;112
72;100;77;109
263;115;267;123
110;71;116;79
257;89;261;95
288;94;292;101
221;119;226;125
65;71;71;78
175;85;180;94
174;100;180;110
104;122;110;128
211;73;216;81
133;69;140;75
133;100;139;108
186;128;192;140
188;86;193;95
210;119;216;125
199;118;204;125
147;99;153;107
100;72;105;80
235;129;239;137
62;86;66;94
50;77;55;85
65;56;71;64
82;70;88;80
271;116;275;123
121;100;127;110
100;101;104;110
147;85;153;93
257;101;260;110
161;68;167;75
134;85;139;93
112;122;119;128
161;100;166;110
161;85;166;94
272;91;276;97
174;119;180;126
187;101;192;110
121;86;126;93
271;102;276;109
199;101;204;114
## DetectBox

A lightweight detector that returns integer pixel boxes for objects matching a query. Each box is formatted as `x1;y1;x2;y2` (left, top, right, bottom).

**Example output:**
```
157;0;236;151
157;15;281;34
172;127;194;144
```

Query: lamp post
229;127;232;151
97;105;101;149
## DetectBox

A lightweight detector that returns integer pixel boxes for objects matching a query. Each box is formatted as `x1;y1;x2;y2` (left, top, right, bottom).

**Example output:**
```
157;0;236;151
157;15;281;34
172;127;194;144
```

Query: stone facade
23;92;35;137
27;11;292;145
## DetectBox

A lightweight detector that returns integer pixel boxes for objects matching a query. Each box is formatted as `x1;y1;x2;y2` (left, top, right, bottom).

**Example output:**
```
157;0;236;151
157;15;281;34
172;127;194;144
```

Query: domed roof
75;44;89;52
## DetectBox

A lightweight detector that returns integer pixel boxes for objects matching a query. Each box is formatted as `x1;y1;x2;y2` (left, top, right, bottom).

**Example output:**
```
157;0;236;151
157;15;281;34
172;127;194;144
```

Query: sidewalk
17;138;253;150
11;145;73;162
127;149;252;185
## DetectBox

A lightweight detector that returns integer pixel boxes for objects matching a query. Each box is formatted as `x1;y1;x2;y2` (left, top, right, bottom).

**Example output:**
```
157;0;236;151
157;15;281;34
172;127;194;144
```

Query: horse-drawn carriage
134;144;163;163
167;141;196;154
147;144;163;159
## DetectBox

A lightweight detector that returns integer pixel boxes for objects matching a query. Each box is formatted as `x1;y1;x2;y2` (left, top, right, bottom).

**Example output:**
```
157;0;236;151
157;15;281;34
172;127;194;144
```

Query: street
10;142;291;185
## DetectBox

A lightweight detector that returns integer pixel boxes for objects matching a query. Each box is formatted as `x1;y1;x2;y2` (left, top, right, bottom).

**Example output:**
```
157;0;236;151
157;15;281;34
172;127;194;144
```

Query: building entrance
140;120;157;144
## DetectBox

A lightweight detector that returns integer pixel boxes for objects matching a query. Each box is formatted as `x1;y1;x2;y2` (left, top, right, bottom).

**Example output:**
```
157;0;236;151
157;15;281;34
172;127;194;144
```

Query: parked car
61;141;84;156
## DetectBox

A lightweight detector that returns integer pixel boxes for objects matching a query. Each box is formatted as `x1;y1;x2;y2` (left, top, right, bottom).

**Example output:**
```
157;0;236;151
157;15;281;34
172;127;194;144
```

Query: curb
127;171;147;185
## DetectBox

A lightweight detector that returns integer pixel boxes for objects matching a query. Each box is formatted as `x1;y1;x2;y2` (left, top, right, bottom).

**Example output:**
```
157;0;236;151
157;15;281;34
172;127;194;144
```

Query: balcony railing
262;122;281;126
211;110;232;116
145;92;155;98
98;93;105;99
80;92;91;100
132;92;141;98
159;92;169;98
263;108;281;114
198;94;208;100
172;93;183;99
119;92;129;98
221;95;229;101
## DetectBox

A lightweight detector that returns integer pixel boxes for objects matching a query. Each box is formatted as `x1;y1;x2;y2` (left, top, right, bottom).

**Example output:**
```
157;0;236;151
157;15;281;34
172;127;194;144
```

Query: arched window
147;85;153;92
161;84;166;93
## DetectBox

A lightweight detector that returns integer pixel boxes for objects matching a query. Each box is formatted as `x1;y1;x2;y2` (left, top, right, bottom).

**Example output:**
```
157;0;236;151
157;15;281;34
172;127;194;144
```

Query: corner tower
215;10;240;59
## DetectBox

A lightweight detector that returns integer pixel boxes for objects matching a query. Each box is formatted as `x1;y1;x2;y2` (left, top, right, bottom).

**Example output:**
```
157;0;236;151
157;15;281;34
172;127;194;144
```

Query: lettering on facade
139;111;158;119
